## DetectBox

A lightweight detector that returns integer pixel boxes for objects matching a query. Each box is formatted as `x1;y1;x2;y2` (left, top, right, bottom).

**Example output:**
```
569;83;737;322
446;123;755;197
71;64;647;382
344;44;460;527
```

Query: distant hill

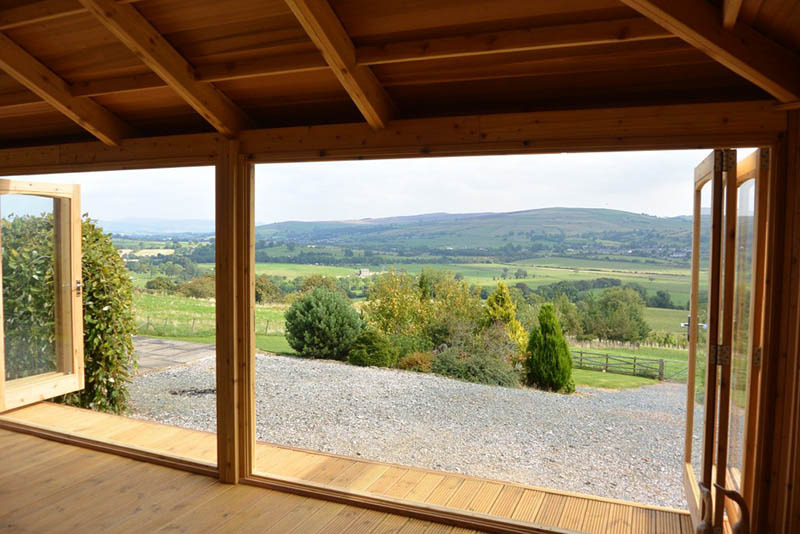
254;208;693;255
100;218;214;235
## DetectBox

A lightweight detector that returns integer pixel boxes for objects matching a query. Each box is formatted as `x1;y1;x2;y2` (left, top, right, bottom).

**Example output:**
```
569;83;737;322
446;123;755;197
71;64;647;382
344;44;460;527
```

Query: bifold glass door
0;180;83;412
684;149;769;533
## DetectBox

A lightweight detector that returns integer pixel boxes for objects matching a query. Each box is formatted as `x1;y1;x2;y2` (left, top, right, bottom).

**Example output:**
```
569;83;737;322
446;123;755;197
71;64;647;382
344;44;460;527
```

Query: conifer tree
526;303;575;393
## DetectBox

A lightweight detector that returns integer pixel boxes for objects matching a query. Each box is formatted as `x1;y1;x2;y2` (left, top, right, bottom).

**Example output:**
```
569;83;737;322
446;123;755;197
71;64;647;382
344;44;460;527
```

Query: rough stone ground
129;347;688;509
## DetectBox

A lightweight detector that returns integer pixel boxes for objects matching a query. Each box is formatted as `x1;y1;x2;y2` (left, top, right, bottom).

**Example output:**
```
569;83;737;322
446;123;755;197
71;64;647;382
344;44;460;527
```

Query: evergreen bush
284;287;362;360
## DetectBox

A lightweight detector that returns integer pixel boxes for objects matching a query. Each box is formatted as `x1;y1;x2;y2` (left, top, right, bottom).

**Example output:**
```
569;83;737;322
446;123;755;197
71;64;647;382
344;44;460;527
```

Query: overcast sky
13;149;751;224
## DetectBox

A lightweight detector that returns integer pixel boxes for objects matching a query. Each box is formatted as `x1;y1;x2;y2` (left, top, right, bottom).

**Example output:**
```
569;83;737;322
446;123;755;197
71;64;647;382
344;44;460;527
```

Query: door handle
714;483;750;534
696;483;713;534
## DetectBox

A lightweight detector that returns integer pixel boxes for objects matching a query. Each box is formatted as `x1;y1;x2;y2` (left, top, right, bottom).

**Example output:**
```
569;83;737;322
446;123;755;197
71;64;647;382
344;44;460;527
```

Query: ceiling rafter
620;0;800;103
77;0;254;137
0;32;134;145
284;0;393;129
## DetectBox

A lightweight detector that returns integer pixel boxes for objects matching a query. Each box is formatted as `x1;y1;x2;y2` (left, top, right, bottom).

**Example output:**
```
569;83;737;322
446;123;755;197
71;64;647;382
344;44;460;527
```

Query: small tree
255;274;283;303
483;281;528;352
525;304;574;393
284;287;362;360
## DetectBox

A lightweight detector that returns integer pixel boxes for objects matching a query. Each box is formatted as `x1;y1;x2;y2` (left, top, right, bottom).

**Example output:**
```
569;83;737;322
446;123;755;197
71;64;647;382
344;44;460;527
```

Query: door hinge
753;346;762;368
710;344;731;366
75;280;83;296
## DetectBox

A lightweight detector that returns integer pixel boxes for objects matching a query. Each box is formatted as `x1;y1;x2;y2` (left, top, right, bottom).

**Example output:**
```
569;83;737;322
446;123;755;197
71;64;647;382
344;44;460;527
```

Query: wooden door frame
0;180;82;412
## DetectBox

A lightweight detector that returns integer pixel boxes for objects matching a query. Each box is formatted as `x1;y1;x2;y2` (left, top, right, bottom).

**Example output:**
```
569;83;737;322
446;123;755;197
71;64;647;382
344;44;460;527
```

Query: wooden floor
0;403;694;533
0;429;486;534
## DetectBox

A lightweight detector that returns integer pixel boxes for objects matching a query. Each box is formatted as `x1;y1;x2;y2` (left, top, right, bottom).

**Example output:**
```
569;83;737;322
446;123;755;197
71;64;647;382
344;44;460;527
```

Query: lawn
571;368;656;389
570;345;689;381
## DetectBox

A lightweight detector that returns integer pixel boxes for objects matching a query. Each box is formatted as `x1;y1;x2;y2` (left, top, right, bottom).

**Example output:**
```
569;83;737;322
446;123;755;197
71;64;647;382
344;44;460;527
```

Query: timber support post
215;140;255;484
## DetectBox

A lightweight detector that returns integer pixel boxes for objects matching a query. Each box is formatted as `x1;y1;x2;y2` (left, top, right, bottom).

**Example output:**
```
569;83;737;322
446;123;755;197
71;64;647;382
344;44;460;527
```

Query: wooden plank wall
752;110;800;533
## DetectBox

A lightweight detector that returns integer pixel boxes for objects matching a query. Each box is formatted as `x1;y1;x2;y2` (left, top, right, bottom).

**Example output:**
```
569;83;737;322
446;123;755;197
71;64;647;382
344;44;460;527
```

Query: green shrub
177;275;215;299
145;276;176;292
432;348;519;387
397;352;433;373
348;328;398;367
526;304;574;393
389;333;433;358
284;288;362;360
2;215;137;413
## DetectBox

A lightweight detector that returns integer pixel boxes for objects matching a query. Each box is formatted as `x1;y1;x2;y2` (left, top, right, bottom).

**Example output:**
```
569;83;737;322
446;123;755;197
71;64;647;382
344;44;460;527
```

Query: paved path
134;336;215;372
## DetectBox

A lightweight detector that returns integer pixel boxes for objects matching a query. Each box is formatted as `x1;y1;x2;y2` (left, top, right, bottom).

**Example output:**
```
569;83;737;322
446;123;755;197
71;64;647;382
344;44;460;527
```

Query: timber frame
0;0;799;532
0;100;797;534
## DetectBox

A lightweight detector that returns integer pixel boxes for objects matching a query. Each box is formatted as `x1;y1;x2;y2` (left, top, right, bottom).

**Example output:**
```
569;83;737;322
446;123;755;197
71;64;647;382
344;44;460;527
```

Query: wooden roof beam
78;0;254;137
722;0;744;30
284;0;393;129
357;17;673;65
621;0;800;103
0;32;134;145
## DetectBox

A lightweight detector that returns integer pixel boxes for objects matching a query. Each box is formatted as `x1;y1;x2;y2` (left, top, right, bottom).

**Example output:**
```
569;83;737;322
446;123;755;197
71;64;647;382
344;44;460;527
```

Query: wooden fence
571;350;665;380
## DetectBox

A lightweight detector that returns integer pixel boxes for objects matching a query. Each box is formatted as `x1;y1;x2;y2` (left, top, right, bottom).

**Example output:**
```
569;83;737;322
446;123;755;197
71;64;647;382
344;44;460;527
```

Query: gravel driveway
129;351;688;509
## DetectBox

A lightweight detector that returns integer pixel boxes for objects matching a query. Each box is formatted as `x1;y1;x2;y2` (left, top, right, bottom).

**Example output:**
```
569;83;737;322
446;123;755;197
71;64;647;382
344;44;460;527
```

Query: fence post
633;356;637;376
659;359;664;380
579;350;583;368
605;353;609;372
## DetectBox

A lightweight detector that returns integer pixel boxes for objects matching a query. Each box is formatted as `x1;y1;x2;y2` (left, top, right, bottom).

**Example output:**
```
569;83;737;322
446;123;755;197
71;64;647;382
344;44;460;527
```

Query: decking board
0;402;695;533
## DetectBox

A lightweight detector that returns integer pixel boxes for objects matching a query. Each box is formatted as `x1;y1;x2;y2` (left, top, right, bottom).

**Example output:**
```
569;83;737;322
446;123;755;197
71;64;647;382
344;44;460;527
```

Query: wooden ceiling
0;0;796;148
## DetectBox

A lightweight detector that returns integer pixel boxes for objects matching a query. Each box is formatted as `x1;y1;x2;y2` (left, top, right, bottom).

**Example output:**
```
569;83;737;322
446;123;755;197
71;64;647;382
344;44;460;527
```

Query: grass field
643;307;689;336
571;369;657;389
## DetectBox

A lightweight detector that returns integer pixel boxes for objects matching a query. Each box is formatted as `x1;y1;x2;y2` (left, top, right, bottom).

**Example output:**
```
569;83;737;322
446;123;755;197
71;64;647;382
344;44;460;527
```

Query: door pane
727;178;755;489
690;181;712;476
2;195;63;380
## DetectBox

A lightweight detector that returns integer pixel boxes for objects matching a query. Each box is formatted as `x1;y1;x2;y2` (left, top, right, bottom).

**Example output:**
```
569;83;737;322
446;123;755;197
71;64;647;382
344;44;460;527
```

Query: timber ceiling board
372;39;707;87
134;0;316;65
213;67;360;127
91;86;214;135
388;62;768;118
2;12;147;83
330;0;638;44
0;107;91;146
739;0;800;52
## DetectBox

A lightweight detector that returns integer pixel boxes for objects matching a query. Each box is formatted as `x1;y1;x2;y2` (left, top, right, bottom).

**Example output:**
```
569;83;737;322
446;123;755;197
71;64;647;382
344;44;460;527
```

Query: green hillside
255;207;692;260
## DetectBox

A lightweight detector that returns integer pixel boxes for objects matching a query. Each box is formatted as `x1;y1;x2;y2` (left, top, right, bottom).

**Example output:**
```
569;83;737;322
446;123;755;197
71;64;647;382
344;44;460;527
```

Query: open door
0;180;83;412
684;150;769;533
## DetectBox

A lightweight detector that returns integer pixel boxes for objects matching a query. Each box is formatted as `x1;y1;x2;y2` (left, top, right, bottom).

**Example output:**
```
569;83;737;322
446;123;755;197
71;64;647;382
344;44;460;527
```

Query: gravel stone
129;352;688;509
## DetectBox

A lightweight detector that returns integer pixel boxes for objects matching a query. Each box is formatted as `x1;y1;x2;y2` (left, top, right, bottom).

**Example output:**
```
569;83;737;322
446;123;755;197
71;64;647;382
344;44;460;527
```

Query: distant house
357;268;371;278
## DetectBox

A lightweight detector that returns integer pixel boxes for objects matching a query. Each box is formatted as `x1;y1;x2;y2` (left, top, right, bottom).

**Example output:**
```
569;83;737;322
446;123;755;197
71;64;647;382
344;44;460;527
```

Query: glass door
720;149;769;527
684;149;728;528
0;180;83;412
684;149;769;533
